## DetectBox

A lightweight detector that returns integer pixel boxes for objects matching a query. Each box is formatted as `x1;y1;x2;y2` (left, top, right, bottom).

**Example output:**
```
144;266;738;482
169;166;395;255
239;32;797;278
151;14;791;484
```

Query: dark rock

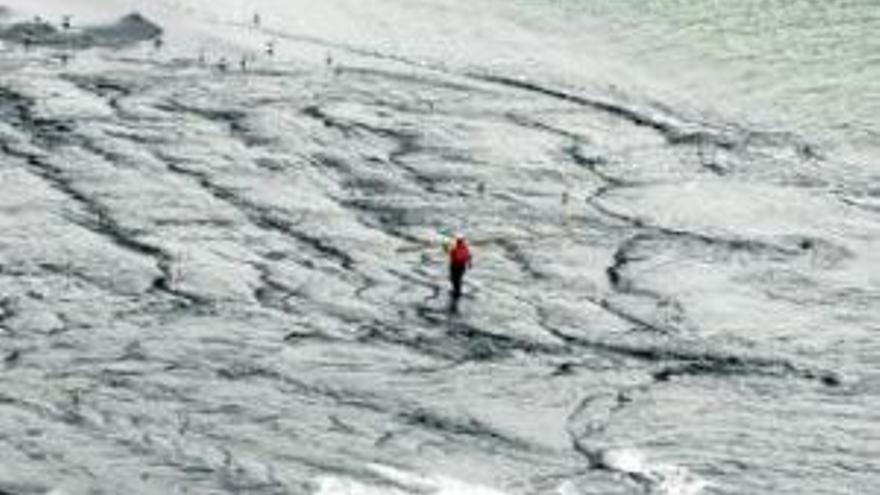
0;11;162;49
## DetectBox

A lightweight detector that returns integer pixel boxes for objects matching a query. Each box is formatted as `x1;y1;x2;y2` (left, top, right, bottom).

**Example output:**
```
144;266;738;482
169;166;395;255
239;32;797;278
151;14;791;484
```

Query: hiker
448;234;472;299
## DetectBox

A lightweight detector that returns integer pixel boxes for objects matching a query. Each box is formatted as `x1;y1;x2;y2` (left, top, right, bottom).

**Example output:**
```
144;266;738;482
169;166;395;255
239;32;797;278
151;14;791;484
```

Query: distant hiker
265;41;275;57
61;15;72;30
447;234;472;299
253;13;261;28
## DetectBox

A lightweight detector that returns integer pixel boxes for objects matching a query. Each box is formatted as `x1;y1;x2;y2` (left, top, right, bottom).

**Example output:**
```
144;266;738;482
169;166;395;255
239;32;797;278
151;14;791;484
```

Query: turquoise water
509;0;880;162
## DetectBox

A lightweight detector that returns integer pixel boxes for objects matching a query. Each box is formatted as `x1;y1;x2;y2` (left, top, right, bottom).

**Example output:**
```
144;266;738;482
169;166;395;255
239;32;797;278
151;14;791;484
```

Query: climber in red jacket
448;234;472;299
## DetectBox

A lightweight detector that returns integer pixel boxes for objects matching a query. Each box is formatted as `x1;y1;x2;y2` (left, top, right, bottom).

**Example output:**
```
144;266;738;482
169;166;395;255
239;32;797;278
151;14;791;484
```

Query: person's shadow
446;290;460;314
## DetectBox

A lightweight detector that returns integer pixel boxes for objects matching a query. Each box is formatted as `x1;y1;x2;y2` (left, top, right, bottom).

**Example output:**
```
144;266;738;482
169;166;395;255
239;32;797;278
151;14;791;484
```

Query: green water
511;0;880;161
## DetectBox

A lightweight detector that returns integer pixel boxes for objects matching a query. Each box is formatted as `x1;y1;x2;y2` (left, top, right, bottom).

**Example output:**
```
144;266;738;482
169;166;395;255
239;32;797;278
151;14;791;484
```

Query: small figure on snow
446;234;472;300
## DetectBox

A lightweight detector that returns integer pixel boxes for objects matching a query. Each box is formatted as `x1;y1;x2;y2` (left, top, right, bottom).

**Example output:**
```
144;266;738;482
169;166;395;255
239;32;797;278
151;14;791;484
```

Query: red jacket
449;240;471;267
